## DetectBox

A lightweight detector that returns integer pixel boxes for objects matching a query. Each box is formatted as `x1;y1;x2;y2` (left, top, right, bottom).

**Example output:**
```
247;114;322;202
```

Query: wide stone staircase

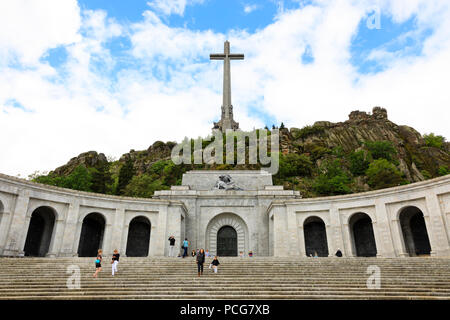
0;256;449;299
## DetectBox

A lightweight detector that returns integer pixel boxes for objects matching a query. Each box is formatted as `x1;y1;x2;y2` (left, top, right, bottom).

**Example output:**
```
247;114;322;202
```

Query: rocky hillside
32;107;450;198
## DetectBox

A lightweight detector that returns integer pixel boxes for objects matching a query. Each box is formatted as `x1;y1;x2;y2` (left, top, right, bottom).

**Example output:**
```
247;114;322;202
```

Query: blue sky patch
350;13;433;74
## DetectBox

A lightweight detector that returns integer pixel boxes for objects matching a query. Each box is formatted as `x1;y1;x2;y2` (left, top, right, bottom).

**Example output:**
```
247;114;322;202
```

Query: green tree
438;165;450;176
123;174;169;198
276;153;313;178
313;159;352;195
63;165;93;191
364;140;397;161
423;133;445;149
349;150;370;176
366;159;404;189
116;156;135;195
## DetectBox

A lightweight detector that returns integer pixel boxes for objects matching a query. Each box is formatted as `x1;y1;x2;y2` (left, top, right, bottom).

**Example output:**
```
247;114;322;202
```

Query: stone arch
303;216;329;257
77;212;106;257
126;216;151;257
398;206;431;256
23;206;57;257
0;199;3;227
206;213;248;256
349;212;377;257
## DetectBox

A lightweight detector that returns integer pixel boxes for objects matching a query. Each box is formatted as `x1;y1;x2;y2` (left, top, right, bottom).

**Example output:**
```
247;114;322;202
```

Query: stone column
111;207;125;253
102;223;113;255
149;204;168;256
60;200;80;257
371;220;384;257
271;203;289;257
286;206;300;256
47;218;66;257
121;224;129;257
0;209;12;255
391;218;408;257
374;200;396;257
425;194;450;256
297;225;306;257
3;190;30;256
329;206;345;257
341;222;354;257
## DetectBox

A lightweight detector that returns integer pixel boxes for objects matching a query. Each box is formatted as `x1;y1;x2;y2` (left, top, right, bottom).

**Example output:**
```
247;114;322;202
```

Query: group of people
169;236;221;276
93;249;120;278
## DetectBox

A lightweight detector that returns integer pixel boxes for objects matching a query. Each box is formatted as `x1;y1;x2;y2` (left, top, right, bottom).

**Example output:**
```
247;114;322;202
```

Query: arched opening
126;216;151;257
0;200;4;227
77;212;105;257
217;226;238;256
303;216;329;257
349;212;377;257
399;206;431;256
24;206;56;257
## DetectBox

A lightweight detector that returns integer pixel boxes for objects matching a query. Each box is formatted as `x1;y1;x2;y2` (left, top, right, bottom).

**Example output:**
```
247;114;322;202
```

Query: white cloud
146;0;204;16
244;4;259;14
0;0;450;178
0;0;81;66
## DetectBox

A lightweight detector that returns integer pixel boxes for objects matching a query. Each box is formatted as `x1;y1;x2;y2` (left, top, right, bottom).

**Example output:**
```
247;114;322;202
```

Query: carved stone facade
0;171;449;258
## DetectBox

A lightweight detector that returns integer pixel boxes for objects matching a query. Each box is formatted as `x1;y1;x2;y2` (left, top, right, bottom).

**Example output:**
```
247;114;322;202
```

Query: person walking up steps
168;236;176;257
196;248;205;277
93;249;102;278
111;249;120;276
210;256;220;274
182;238;189;258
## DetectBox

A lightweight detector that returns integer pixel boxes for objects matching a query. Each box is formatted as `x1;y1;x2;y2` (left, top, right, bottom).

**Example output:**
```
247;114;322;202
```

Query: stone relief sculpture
213;174;242;190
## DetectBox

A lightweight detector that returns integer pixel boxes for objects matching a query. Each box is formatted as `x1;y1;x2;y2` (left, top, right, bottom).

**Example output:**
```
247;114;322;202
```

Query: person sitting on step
210;256;220;274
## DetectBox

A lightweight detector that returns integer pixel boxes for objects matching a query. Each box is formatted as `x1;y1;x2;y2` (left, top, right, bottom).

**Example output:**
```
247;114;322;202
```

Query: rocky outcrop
53;151;107;176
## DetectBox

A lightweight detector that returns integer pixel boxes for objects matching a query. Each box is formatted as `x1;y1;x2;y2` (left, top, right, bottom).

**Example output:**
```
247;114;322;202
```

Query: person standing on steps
168;236;176;257
182;238;189;258
335;249;343;257
210;256;220;274
196;248;205;277
111;249;120;276
93;249;102;278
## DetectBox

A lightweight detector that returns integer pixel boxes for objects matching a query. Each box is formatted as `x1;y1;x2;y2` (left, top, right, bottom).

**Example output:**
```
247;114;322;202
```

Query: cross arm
229;54;244;60
210;54;226;60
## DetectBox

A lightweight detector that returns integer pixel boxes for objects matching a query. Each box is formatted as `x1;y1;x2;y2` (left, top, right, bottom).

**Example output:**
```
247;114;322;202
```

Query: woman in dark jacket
196;248;205;277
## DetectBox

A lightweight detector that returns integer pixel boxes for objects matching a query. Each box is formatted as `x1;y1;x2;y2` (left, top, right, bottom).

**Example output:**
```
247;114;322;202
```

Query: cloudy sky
1;0;449;177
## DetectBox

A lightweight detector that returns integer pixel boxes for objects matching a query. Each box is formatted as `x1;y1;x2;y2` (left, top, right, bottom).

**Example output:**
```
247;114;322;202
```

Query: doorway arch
303;216;329;257
126;216;151;257
77;212;105;257
24;206;56;257
349;212;377;257
217;226;238;256
206;213;248;257
399;206;431;256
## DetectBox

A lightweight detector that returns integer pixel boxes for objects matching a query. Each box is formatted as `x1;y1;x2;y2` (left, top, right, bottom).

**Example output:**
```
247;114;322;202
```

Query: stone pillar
425;194;450;256
149;204;168;256
102;223;113;255
341;222;354;257
121;224;129;257
271;203;289;256
3;190;30;256
329;206;345;257
374;200;396;257
391;218;408;257
286;206;300;256
111;207;125;253
297;225;306;257
60;200;80;257
371;220;384;257
0;209;12;255
47;218;65;257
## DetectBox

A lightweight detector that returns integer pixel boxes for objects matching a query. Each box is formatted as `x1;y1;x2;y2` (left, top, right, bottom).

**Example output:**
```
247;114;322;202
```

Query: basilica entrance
349;212;377;257
217;226;237;256
303;216;329;257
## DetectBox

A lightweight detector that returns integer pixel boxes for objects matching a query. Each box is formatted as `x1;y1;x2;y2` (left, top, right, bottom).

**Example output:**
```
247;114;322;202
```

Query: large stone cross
210;41;244;131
